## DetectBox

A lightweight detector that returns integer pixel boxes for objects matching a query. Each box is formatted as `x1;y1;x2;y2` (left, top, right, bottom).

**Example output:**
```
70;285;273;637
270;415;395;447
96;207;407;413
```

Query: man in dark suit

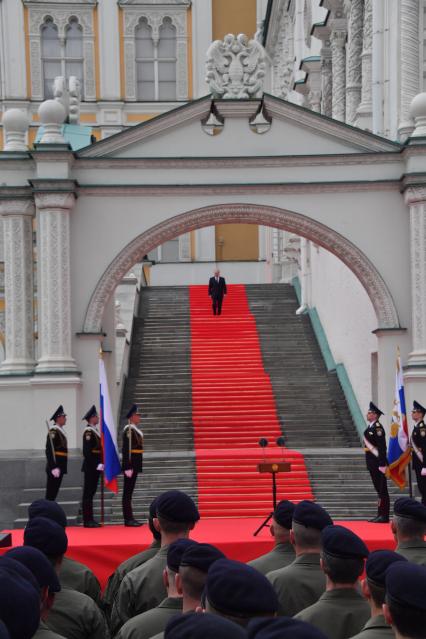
208;269;227;315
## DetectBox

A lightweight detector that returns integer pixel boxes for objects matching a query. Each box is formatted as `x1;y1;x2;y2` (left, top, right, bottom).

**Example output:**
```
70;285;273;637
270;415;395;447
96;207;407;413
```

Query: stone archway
83;203;400;333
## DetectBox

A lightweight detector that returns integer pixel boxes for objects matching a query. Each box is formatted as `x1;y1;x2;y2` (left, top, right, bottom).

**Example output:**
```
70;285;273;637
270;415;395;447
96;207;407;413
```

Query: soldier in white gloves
45;405;68;501
122;404;144;527
81;405;104;528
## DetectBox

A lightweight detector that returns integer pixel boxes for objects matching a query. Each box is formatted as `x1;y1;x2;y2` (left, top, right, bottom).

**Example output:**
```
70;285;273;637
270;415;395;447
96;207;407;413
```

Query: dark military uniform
411;419;426;505
364;416;389;521
81;424;102;526
60;556;102;607
349;614;394;639
295;589;370;639
267;553;326;617
122;422;144;523
45;420;68;502
46;588;110;639
396;540;426;565
248;542;295;575
116;597;183;639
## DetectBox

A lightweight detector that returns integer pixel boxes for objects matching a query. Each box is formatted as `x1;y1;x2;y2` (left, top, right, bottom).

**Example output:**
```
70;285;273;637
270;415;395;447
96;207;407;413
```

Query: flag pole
99;347;105;527
407;462;413;498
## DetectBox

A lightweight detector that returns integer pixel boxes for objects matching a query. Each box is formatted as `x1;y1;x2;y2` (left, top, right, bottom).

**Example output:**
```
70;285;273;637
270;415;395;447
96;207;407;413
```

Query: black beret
321;525;369;559
394;497;426;522
51;405;66;421
156;490;200;523
165;612;247;639
366;550;407;587
83;405;98;421
6;546;61;593
28;499;67;528
248;617;329;639
386;562;426;611
0;556;40;593
24;516;68;556
413;400;426;414
126;404;138;419
369;401;384;416
167;539;198;572
205;558;279;617
180;543;225;572
273;500;295;529
149;497;159;520
0;621;10;639
0;567;40;639
293;501;333;530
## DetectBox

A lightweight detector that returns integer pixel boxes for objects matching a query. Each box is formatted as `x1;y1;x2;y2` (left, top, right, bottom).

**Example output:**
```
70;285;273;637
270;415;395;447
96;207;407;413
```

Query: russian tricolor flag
388;351;411;489
99;357;122;493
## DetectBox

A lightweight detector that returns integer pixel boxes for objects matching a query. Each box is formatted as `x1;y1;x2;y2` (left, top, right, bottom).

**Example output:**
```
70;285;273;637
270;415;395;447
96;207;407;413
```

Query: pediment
77;94;401;160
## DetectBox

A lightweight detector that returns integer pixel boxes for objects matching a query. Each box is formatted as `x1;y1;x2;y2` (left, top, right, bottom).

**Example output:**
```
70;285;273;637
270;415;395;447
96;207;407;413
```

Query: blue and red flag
387;351;411;488
99;357;121;493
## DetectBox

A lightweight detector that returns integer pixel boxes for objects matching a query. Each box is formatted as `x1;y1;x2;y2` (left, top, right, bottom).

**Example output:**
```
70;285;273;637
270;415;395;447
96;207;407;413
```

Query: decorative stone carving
38;99;66;144
398;0;421;139
2;109;30;151
410;93;426;137
321;53;333;117
83;203;400;334
34;192;77;373
330;28;347;122
345;0;363;125
0;200;36;374
206;34;266;99
53;76;81;124
356;0;373;129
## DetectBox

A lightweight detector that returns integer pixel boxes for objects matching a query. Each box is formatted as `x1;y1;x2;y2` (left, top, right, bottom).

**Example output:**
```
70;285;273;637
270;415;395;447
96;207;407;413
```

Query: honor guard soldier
410;400;426;505
122;404;144;527
45;406;68;501
364;402;389;523
81;405;104;528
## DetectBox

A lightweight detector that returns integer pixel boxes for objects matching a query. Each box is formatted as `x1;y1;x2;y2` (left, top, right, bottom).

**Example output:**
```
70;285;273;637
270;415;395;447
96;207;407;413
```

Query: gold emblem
377;430;383;436
272;463;279;472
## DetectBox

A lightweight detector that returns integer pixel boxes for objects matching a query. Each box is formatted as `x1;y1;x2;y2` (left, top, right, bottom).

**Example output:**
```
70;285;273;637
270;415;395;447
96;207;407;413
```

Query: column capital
0;198;35;217
34;192;76;211
404;186;426;205
330;27;347;47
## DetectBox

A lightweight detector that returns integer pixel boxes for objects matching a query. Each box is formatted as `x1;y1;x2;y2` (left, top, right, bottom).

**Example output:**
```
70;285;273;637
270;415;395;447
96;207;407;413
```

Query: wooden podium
253;460;291;536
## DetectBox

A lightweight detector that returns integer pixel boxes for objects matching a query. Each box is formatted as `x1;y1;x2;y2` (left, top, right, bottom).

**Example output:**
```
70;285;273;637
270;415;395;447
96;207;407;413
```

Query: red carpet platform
189;284;313;517
2;520;396;590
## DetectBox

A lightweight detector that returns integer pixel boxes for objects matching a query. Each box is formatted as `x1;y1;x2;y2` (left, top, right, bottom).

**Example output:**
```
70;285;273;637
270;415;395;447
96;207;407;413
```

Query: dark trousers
368;465;390;518
413;463;426;505
82;469;101;522
212;296;223;315
122;472;138;521
45;472;63;501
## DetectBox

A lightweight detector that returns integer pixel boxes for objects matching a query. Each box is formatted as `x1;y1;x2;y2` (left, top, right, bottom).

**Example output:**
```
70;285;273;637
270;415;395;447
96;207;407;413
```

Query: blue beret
165;612;247;639
28;499;67;528
157;490;200;523
273;500;295;529
6;545;61;593
206;558;279;617
0;621;10;639
180;543;226;572
248;617;329;639
366;550;407;587
386;562;426;611
0;556;39;593
24;516;68;556
321;525;369;559
167;539;198;572
293;501;333;530
0;567;40;639
394;497;426;523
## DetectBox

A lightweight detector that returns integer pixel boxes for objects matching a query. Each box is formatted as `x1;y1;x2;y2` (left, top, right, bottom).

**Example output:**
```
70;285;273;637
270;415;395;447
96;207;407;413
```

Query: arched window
157;18;177;100
41;18;61;99
135;17;177;101
135;19;155;100
65;18;84;96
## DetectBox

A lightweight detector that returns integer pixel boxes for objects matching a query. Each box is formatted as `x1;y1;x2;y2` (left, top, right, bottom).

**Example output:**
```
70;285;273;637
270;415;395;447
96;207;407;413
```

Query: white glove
51;468;61;478
124;469;133;478
96;464;104;472
421;468;426;477
378;466;387;474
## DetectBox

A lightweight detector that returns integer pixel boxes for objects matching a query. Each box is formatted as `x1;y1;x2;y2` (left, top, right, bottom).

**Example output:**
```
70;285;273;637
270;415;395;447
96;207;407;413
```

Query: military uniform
396;540;426;565
33;621;66;639
46;588;110;639
45;406;68;501
267;553;325;617
60;555;102;607
122;405;144;525
81;406;103;527
411;418;426;505
364;403;389;522
295;589;370;639
349;615;394;639
248;542;295;575
116;597;183;639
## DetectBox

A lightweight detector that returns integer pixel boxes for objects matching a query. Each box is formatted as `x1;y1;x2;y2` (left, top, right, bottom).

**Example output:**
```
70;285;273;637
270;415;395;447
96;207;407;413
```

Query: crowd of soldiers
1;490;426;639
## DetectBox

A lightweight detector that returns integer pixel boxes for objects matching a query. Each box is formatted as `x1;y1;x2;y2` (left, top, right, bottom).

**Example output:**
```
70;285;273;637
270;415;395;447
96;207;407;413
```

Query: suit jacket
208;276;227;299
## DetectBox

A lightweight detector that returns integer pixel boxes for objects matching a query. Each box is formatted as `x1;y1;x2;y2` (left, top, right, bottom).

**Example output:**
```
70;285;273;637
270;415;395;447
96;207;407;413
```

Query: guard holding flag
364;402;390;523
122;404;143;527
411;401;426;505
45;405;68;501
81;405;104;528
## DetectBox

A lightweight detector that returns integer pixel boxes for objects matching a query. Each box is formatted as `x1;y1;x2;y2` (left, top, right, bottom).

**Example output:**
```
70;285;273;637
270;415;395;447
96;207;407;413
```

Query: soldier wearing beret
248;500;295;575
383;562;426;639
410;400;426;505
364;402;390;523
81;405;103;528
164;612;246;639
349;550;407;639
392;497;426;565
111;490;200;635
45;405;68;502
247;617;329;639
0;560;41;639
267;500;333;617
122;404;144;527
295;525;370;639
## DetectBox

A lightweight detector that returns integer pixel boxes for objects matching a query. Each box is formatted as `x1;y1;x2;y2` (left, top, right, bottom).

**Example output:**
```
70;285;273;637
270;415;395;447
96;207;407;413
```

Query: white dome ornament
2;109;29;151
38;99;66;144
410;93;426;138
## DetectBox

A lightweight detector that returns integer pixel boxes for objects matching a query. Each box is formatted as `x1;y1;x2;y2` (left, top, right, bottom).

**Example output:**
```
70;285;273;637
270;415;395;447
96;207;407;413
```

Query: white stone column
355;0;373;129
345;0;364;125
330;27;347;121
35;192;77;373
0;199;35;373
398;0;421;140
321;50;333;117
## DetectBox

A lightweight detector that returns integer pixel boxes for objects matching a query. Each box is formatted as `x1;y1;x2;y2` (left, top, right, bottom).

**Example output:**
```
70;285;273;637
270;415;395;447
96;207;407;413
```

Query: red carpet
1;521;396;590
189;284;313;517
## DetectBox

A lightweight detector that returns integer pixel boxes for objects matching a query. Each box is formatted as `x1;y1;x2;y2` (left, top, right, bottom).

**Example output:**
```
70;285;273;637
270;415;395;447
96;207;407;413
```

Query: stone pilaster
398;0;421;140
321;51;333;117
355;0;373;129
330;27;347;122
345;0;364;125
0;199;35;373
178;233;191;262
34;192;77;373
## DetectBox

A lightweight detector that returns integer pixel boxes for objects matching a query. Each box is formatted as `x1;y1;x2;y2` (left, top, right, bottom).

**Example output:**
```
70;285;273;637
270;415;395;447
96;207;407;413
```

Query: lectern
253;461;291;536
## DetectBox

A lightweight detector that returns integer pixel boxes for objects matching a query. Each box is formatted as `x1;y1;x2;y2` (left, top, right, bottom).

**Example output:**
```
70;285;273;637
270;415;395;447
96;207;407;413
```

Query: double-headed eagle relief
206;33;266;99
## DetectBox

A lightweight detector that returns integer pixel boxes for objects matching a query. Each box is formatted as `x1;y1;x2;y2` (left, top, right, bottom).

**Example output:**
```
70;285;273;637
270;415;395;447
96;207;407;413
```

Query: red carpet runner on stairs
189;284;313;518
